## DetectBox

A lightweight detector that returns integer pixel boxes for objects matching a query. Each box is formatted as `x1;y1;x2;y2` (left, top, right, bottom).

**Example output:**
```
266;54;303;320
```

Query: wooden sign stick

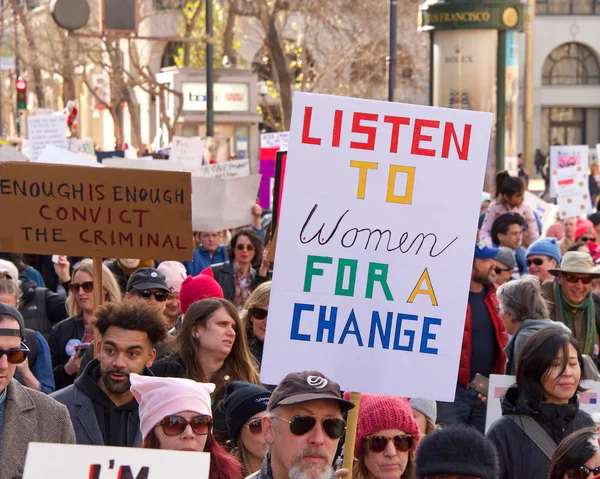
92;257;104;307
342;392;362;475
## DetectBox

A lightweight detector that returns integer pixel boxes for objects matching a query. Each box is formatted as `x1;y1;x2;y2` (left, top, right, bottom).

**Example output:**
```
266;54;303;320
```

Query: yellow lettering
386;165;415;204
407;268;438;306
350;160;378;200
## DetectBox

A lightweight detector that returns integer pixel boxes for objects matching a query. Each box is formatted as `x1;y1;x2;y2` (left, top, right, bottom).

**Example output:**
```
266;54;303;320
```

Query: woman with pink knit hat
130;373;241;479
349;393;420;479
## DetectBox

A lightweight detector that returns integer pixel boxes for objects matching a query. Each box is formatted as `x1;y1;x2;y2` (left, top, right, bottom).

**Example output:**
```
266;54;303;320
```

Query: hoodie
505;320;571;375
487;384;594;479
19;275;68;337
74;359;141;447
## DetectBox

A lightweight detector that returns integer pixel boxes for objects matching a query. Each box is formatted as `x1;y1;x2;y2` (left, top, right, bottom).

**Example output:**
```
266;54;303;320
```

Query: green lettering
335;258;358;297
366;263;394;301
303;256;333;292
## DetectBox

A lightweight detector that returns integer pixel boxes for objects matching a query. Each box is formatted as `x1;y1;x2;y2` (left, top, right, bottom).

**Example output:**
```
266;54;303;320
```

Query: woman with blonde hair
151;297;259;445
241;281;271;366
49;259;121;390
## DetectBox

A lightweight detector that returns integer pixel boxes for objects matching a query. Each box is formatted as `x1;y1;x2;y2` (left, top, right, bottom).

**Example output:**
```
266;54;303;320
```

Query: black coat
49;315;85;391
486;385;594;479
20;276;68;336
208;262;270;303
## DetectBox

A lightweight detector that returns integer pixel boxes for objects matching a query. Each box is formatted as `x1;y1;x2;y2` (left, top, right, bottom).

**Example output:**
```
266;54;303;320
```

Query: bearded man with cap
125;267;172;314
247;370;354;479
0;303;75;479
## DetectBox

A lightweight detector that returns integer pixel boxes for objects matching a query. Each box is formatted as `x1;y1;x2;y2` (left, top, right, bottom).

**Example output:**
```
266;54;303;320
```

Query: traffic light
16;79;26;110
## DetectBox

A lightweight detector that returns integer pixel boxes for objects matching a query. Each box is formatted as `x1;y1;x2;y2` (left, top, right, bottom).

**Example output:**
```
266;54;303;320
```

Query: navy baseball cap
474;240;500;259
126;268;170;293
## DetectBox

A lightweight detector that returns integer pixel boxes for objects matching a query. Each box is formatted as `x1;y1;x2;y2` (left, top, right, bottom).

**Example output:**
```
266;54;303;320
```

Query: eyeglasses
157;414;212;436
236;243;255;252
579;236;595;242
136;290;169;302
0;344;30;364
527;258;546;267
562;273;593;285
251;307;268;320
276;415;346;440
363;434;414;453
494;267;512;274
567;465;600;479
69;281;94;294
242;418;263;435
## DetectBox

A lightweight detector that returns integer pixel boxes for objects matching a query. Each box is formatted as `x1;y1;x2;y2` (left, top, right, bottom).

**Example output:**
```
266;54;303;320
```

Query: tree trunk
264;15;292;130
109;107;122;149
122;86;143;151
223;4;237;67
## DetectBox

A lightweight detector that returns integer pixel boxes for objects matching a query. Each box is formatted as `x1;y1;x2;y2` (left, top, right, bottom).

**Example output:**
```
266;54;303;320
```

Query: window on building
536;0;600;14
542;42;600;85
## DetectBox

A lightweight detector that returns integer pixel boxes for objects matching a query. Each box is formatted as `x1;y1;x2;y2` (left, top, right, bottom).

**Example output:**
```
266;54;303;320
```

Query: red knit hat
574;219;596;241
179;273;224;314
347;393;420;457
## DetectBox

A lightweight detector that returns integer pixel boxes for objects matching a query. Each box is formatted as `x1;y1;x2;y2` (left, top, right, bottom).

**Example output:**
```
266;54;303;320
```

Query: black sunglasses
276;415;346;439
242;418;263;435
567;465;600;479
136;290;169;302
69;281;94;294
157;414;212;436
579;236;595;243
562;273;593;285
251;307;268;320
0;344;30;364
236;243;255;252
527;258;545;267
494;267;512;274
363;434;414;453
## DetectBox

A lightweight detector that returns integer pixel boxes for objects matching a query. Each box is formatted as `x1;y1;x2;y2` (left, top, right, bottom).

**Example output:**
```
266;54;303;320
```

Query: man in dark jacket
437;241;508;433
51;301;167;447
19;275;68;337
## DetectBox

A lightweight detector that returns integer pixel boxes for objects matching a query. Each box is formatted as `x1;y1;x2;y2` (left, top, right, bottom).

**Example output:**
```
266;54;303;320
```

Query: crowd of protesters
3;169;600;479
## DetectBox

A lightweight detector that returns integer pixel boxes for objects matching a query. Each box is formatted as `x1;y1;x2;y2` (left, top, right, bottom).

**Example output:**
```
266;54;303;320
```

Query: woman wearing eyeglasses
548;427;600;479
49;259;122;390
203;229;270;311
350;393;420;479
486;328;594;479
130;373;241;479
222;381;272;475
242;282;271;367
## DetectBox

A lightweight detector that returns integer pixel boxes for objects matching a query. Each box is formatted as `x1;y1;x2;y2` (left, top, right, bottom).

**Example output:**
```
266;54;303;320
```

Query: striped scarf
553;281;597;356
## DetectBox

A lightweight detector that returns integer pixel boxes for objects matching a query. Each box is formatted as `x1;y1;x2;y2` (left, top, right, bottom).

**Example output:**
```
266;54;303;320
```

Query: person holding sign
130;374;241;479
51;301;168;447
0;303;75;479
247;370;354;479
486;328;594;479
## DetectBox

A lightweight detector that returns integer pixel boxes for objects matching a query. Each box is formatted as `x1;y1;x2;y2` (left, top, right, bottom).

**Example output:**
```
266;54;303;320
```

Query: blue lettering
316;306;337;343
393;313;418;351
290;303;314;341
368;311;393;349
338;309;364;346
420;317;441;354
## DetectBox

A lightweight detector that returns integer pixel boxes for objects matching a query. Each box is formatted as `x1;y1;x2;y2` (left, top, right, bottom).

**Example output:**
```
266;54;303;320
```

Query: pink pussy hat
130;373;216;440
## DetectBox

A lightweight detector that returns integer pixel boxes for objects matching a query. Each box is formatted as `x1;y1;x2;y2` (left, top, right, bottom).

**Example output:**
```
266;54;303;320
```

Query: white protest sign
260;92;493;401
35;145;100;167
524;191;559;235
191;175;261;231
197;159;250;179
171;136;205;163
552;165;591;218
261;131;289;150
103;158;193;173
27;113;68;161
23;442;210;478
486;375;600;432
550;145;589;197
0;145;28;162
68;137;95;156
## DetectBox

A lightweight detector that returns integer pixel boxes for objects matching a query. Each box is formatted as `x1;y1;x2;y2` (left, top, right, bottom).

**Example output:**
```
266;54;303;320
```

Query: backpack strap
508;415;557;460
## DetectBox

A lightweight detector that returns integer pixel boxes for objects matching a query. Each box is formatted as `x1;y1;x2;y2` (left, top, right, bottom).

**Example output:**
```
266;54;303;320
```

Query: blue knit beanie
526;238;561;264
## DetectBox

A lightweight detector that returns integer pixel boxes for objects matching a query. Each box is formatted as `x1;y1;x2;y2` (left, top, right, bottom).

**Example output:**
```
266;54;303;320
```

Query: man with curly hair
51;301;167;447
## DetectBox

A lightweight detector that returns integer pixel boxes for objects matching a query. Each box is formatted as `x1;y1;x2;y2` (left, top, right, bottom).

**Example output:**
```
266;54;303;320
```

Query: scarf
553;281;597;356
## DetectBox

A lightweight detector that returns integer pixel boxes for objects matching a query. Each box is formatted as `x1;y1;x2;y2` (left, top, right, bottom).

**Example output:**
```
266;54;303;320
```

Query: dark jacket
246;452;336;479
183;245;228;276
49;315;85;390
106;260;128;296
458;285;508;386
51;359;147;447
207;262;270;304
486;384;594;479
19;275;68;338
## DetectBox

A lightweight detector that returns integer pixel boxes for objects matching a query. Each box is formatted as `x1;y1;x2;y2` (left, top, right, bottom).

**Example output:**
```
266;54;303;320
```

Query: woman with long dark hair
548;427;600;479
486;328;595;479
130;373;241;479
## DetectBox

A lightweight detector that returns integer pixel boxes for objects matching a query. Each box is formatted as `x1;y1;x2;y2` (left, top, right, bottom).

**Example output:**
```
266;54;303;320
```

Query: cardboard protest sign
0;162;193;260
261;131;289;150
170;136;205;163
191;175;261;231
550;145;589;197
259;147;279;209
23;443;210;478
552;165;592;218
197;159;250;179
27;113;68;161
485;375;599;432
260;92;493;400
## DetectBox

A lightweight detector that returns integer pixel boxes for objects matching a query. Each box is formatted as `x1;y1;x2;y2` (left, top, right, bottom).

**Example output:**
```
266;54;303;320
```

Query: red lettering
384;115;411;153
175;236;189;250
332;110;343;147
350;112;378;150
94;230;107;245
162;235;174;249
73;207;86;222
80;230;91;244
89;207;101;224
120;232;134;247
119;210;132;224
411;119;439;157
133;209;150;228
442;122;472;161
147;233;159;247
40;205;51;220
301;106;322;145
95;185;105;201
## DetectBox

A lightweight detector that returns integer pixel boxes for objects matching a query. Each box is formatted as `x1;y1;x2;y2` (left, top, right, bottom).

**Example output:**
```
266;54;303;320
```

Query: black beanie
415;425;500;479
222;381;271;443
